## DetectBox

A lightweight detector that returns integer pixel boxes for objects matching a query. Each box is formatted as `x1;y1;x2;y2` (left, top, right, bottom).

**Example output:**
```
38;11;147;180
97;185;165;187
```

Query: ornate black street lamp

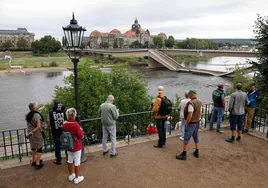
63;13;87;162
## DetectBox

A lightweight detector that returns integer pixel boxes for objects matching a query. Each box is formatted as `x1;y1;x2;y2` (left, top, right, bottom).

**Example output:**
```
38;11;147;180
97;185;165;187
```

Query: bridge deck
1;129;268;188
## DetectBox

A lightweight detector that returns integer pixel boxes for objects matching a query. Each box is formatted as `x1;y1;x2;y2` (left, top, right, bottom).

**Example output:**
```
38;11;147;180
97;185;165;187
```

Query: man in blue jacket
243;83;258;133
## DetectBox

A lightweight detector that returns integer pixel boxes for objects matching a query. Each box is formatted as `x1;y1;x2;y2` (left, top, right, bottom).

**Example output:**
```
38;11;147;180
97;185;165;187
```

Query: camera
25;133;32;139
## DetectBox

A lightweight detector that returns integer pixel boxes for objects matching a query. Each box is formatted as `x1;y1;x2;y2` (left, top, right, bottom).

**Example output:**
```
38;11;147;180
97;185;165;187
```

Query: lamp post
63;13;87;162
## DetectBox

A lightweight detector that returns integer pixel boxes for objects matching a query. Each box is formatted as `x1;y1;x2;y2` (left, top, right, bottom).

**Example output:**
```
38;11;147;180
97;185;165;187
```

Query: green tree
118;38;124;48
130;41;140;48
53;65;152;119
100;41;109;48
113;38;119;48
39;35;61;54
153;36;164;48
251;14;268;106
31;40;42;54
226;66;252;95
17;37;29;50
165;36;175;48
2;40;13;49
62;36;67;47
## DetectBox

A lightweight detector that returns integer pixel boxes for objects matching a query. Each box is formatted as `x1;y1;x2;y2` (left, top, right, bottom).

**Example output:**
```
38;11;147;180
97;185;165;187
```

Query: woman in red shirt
62;108;84;185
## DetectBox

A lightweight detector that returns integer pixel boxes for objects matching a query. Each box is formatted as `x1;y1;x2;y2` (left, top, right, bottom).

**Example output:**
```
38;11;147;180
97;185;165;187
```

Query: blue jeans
181;118;186;137
184;123;200;145
209;107;225;131
54;136;62;162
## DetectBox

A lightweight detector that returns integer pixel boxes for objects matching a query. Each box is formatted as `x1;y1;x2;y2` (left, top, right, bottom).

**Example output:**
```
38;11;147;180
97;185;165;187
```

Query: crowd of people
25;82;258;184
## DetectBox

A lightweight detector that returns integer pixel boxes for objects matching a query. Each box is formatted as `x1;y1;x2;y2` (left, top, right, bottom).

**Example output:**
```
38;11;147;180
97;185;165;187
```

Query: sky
0;0;267;40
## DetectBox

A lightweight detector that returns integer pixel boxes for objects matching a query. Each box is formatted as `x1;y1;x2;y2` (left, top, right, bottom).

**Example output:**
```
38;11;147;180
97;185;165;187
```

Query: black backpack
158;96;172;115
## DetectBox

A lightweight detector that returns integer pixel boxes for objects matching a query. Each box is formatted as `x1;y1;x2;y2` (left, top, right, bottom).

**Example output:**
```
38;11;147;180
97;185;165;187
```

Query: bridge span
79;48;257;77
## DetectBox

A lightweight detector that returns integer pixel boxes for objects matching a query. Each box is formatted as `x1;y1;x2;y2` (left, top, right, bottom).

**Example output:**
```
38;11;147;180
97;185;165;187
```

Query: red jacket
62;120;84;152
146;125;158;135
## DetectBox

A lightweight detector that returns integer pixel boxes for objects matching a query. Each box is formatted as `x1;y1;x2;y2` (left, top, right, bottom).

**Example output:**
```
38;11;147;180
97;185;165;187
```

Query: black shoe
35;163;44;170
32;159;43;166
153;145;163;148
176;153;187;160
236;137;241;142
110;153;118;158
193;151;199;158
225;138;235;143
103;150;109;155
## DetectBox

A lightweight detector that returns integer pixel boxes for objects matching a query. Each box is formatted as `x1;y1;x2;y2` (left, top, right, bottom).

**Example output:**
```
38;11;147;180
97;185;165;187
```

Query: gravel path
0;130;268;188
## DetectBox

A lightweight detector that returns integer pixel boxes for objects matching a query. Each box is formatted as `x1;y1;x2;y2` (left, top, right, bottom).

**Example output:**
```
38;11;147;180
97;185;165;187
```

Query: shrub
49;61;59;67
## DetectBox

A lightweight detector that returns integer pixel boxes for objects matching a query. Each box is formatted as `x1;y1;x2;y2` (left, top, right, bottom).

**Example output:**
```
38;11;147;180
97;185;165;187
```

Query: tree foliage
53;64;152;119
176;38;215;49
17;37;29;50
153;36;164;48
2;40;12;49
31;35;61;54
252;14;268;106
165;36;175;48
100;41;109;48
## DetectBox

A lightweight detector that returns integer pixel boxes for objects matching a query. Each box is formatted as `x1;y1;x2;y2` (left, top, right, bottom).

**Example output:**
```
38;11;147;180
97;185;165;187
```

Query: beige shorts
67;150;81;166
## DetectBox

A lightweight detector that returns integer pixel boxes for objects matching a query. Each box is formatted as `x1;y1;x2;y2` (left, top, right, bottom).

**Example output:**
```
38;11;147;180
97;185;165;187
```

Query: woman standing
26;102;44;170
63;108;84;184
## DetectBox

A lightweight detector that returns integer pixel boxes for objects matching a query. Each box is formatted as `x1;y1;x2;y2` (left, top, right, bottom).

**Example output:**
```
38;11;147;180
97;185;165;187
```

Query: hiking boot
110;153;118;158
176;153;187;160
35;163;44;170
68;173;75;181
74;176;84;184
225;138;235;143
193;151;199;158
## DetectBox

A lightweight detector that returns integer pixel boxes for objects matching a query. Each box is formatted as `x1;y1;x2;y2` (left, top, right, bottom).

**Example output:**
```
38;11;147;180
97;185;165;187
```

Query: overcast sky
0;0;267;40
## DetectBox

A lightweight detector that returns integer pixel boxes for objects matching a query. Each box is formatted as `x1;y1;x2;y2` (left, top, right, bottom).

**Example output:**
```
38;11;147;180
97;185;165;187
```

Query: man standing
178;90;190;141
47;99;66;165
100;95;119;158
209;84;226;133
243;83;258;133
226;83;248;143
153;86;168;148
176;90;202;160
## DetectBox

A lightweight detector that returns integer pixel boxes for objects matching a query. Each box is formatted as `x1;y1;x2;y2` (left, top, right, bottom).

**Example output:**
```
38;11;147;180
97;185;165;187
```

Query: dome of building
158;32;166;37
124;28;146;37
110;29;121;34
91;30;101;36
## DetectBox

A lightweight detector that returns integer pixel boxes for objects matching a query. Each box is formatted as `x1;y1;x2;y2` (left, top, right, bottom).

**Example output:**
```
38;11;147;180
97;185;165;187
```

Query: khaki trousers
243;107;255;130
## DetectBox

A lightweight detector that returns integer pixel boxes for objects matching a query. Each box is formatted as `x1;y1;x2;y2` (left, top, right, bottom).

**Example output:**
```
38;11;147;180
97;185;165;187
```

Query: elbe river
0;56;256;130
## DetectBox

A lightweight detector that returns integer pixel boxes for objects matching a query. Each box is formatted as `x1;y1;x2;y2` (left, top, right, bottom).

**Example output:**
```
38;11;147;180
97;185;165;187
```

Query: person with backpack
47;99;67;165
62;108;84;184
26;102;44;170
152;86;172;148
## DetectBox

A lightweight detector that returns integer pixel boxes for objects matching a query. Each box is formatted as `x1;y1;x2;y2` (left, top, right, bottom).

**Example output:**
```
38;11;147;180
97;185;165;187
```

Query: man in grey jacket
100;95;119;157
226;83;248;143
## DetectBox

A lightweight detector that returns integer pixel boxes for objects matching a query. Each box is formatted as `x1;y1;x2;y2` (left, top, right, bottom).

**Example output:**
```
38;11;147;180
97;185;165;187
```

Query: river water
0;56;256;130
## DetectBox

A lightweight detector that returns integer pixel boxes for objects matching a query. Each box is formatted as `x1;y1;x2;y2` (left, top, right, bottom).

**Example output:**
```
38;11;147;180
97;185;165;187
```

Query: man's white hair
107;95;114;101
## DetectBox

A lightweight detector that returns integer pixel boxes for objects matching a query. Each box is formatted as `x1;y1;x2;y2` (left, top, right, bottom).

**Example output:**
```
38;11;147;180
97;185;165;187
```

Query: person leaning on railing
25;102;44;170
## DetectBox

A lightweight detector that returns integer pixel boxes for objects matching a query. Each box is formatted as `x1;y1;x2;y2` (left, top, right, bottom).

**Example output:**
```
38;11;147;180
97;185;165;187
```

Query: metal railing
1;102;267;161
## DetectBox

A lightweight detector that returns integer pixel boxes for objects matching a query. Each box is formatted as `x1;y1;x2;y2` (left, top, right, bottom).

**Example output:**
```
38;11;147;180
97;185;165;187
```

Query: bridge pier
148;57;166;69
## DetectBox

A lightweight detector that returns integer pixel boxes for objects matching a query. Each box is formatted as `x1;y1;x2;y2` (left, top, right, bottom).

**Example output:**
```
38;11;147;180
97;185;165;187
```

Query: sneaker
225;138;235;143
193;151;199;158
68;173;75;181
110;153;118;158
176;153;187;160
236;137;241;142
179;136;184;141
74;176;84;184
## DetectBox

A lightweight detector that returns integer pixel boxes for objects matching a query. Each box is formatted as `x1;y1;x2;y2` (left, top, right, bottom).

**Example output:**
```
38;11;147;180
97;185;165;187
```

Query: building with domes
89;18;167;48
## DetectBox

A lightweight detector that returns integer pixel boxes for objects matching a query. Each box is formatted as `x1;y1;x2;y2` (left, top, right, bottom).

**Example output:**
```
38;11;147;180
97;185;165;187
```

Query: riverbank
0;67;69;76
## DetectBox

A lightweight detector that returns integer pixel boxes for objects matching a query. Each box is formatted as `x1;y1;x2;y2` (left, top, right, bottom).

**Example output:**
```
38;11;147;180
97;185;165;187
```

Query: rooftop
0;129;268;188
0;28;34;35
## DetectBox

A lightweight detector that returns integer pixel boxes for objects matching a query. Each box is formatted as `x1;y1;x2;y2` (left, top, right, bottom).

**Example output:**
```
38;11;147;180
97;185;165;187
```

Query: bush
41;63;49;67
94;58;101;64
49;61;59;67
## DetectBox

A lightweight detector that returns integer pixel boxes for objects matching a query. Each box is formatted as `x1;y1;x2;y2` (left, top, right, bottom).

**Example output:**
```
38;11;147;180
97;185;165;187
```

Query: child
146;123;158;135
